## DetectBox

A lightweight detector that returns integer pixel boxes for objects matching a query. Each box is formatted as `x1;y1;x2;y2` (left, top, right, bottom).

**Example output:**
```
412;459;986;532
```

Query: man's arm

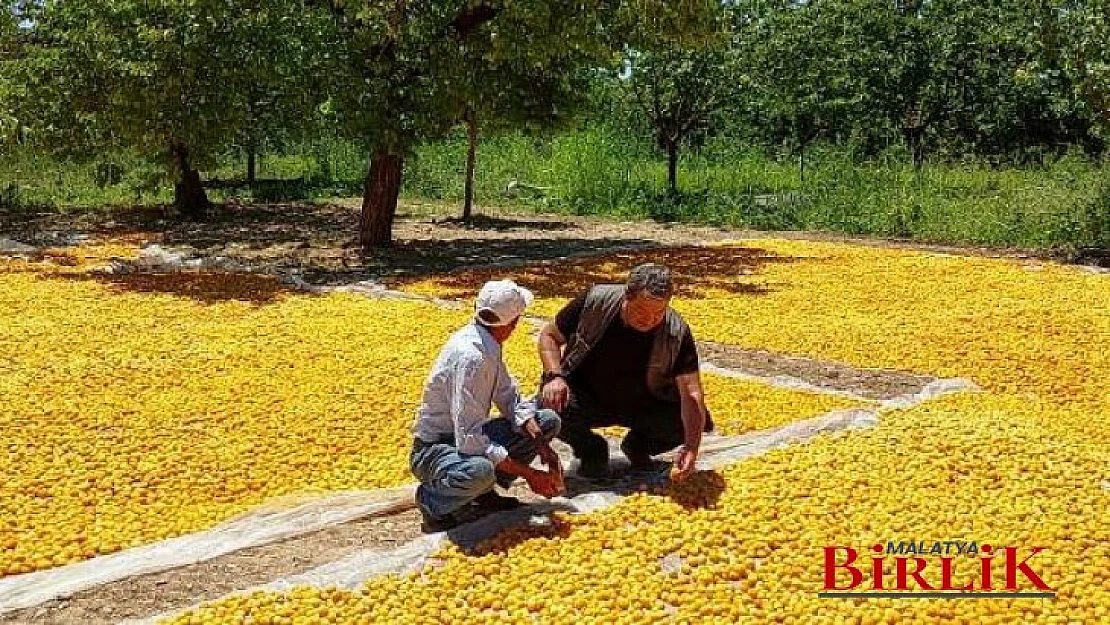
537;320;566;373
537;321;571;412
673;371;708;475
450;354;560;496
449;354;508;463
491;359;535;430
488;371;562;497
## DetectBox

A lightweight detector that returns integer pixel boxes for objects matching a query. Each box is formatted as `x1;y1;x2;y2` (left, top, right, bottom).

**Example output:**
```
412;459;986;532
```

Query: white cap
475;279;534;327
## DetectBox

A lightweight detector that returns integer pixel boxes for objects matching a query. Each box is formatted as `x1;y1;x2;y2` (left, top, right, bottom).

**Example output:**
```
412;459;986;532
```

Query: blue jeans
410;409;561;518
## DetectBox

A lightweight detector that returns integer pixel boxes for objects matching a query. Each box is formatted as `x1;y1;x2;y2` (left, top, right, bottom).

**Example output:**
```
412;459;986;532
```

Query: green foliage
226;3;336;163
3;125;1105;254
404;127;1107;251
9;0;334;182
321;0;721;153
624;37;738;194
1067;176;1110;250
3;0;1108;256
723;0;1097;163
0;5;23;145
1060;0;1110;139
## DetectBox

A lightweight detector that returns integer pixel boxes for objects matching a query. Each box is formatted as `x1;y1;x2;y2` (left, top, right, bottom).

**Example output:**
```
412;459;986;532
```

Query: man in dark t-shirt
537;263;714;480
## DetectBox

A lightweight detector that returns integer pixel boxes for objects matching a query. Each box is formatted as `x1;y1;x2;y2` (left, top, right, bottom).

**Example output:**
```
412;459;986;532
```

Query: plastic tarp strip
0;486;416;615
263;491;626;593
877;378;979;412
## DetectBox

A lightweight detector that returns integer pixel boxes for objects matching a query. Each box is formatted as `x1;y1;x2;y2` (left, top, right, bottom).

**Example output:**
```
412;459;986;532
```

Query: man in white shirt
411;279;564;532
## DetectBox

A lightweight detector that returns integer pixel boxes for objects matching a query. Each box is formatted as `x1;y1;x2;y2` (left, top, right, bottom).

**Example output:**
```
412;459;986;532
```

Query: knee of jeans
466;458;497;490
536;408;561;438
409;450;427;481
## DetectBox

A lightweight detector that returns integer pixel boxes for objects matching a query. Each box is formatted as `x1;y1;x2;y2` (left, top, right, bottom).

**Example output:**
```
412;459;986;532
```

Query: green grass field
2;127;1107;253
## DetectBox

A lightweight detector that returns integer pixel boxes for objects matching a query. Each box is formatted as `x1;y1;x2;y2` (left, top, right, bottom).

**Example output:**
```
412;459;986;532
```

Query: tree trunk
463;110;478;221
666;141;679;197
902;102;926;172
799;141;806;185
247;147;257;186
170;141;210;219
912;130;925;171
360;147;405;250
901;124;925;171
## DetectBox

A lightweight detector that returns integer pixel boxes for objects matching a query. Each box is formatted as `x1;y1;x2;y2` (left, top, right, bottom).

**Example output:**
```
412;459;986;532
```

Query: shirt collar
472;320;502;355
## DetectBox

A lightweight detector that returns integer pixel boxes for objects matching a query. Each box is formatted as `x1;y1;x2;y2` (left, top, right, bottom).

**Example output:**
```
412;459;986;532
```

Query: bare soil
3;199;1097;284
697;342;935;401
0;511;423;625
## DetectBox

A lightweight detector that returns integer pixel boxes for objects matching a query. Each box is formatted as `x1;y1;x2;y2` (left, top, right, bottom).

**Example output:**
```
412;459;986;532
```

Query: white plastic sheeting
0;486;416;615
121;491;629;625
661;407;879;468
262;491;626;594
877;377;979;412
132;245;251;273
283;277;465;310
135;245;191;270
0;238;37;254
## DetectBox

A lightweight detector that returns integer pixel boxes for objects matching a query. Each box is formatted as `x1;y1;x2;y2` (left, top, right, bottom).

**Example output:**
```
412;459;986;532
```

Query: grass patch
2;130;1107;255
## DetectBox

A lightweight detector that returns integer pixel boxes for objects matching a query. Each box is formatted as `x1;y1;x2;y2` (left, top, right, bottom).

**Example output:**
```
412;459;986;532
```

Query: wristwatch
541;370;565;386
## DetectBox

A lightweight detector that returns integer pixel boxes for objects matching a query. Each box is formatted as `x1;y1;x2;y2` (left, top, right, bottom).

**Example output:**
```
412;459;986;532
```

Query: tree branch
450;3;500;39
305;0;354;25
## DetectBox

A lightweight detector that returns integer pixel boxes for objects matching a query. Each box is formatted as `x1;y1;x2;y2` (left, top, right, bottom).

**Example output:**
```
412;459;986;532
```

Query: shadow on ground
55;270;302;305
386;246;798;300
5;201;809;303
431;214;577;232
447;463;726;555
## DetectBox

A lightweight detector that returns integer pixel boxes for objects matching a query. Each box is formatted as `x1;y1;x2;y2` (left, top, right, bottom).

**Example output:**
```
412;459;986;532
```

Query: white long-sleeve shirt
412;322;537;464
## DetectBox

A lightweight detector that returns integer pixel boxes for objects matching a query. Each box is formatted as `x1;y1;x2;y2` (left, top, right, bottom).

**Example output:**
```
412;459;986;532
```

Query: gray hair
626;263;674;299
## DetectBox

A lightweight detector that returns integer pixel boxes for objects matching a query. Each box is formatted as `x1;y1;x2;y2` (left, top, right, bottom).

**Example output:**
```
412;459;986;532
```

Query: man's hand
541;377;570;413
537;442;561;470
525;468;561;498
672;444;698;481
522;416;543;439
537;443;565;495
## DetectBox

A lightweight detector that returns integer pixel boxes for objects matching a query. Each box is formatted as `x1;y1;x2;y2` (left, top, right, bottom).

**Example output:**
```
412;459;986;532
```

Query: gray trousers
409;409;561;518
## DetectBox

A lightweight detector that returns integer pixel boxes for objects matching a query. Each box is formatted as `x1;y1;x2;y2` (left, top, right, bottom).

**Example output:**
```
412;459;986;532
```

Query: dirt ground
698;342;935;401
0;199;984;624
0;510;423;625
3;198;1100;284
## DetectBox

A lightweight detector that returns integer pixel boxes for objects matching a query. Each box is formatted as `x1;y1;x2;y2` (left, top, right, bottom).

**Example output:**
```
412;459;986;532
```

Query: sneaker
419;510;460;534
473;490;523;512
575;457;610;480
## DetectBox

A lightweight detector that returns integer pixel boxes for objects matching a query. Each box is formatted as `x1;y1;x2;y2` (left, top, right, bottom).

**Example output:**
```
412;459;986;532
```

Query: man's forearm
537;327;564;372
679;396;705;450
495;456;537;480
